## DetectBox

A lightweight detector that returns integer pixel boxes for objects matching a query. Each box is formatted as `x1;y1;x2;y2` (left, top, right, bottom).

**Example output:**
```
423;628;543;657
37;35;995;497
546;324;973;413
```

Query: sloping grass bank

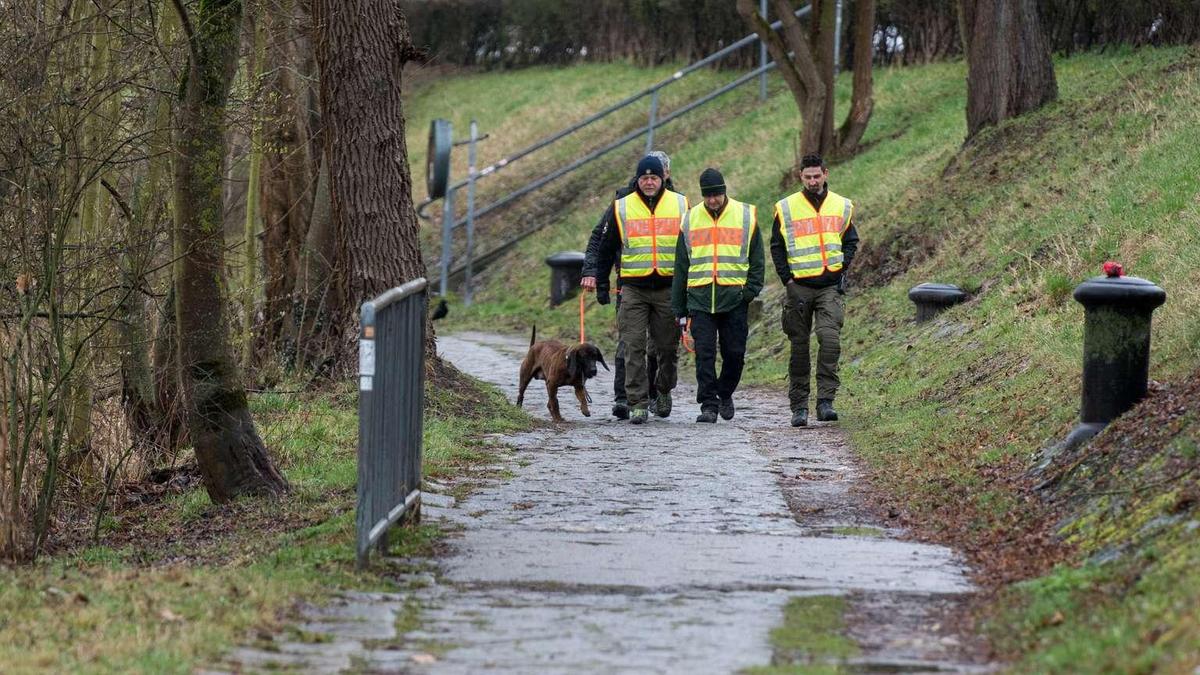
0;374;529;672
408;45;1200;669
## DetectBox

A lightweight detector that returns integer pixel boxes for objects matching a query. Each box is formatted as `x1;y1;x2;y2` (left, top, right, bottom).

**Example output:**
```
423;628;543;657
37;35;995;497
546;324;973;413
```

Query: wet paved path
223;331;988;674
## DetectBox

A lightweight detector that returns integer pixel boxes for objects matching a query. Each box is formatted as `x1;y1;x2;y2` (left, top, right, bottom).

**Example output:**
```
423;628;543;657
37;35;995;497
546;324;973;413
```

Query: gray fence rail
356;277;427;568
424;3;815;297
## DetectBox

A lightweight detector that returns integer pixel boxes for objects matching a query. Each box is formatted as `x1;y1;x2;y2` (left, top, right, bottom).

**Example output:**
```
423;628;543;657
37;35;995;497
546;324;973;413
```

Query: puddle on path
219;331;992;674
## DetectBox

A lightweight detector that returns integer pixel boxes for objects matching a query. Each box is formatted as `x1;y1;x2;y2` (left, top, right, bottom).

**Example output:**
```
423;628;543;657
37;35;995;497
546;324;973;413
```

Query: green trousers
618;285;679;409
781;282;845;412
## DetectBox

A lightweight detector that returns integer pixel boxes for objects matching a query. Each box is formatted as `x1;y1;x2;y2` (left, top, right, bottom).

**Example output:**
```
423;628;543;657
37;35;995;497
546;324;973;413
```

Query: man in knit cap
587;155;689;424
581;152;674;419
671;168;764;423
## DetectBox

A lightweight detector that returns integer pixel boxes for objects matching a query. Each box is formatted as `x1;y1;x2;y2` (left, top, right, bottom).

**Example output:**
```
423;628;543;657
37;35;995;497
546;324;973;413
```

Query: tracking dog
516;326;608;422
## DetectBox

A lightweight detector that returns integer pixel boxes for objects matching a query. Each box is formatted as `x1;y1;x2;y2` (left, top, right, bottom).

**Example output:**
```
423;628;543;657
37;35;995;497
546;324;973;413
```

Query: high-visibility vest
615;189;688;278
775;189;854;279
681;199;756;287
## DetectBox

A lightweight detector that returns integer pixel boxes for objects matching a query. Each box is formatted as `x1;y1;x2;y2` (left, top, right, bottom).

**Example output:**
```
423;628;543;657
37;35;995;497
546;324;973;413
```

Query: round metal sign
427;118;452;200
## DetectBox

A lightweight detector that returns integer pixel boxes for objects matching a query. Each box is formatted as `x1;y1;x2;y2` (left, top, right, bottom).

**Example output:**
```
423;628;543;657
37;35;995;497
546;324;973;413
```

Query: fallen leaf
411;653;437;664
159;608;185;623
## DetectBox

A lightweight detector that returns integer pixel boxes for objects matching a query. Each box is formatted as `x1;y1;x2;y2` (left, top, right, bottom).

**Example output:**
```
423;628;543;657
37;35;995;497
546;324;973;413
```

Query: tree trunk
312;0;429;371
261;0;316;356
810;0;837;156
960;0;1058;140
171;0;287;502
290;155;336;368
736;0;829;172
835;0;876;156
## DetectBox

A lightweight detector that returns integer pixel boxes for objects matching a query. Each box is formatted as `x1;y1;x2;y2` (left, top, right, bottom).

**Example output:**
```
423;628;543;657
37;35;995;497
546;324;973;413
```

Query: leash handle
680;317;695;354
579;289;588;343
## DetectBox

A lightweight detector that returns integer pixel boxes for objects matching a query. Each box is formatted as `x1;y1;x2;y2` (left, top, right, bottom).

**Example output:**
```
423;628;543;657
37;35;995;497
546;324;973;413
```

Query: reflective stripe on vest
615;190;688;277
775;190;853;279
681;199;756;287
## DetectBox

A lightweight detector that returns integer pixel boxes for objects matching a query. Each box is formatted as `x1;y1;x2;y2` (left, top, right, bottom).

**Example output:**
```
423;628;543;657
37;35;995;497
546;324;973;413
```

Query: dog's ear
593;345;609;371
566;349;580;380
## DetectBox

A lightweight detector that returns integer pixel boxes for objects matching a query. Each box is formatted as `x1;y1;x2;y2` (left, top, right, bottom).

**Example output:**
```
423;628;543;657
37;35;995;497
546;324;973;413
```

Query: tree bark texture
312;0;428;370
172;0;287;502
260;0;316;354
835;0;876;156
960;0;1058;140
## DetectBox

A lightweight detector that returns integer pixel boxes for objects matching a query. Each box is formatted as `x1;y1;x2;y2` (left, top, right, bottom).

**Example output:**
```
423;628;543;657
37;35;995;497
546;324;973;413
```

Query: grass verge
0;370;530;673
743;594;860;674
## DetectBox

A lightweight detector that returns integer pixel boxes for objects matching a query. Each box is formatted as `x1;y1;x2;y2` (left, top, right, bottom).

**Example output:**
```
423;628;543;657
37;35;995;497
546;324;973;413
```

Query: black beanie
699;168;726;197
635;155;664;180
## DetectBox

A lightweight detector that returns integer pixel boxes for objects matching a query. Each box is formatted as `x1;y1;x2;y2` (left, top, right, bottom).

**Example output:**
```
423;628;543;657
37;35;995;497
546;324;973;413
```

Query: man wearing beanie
671;168;764;423
586;155;689;424
770;154;860;427
581;152;675;419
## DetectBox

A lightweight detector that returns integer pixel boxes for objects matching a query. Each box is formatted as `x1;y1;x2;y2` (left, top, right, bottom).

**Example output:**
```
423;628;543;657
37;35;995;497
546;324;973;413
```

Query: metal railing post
439;187;455;297
834;0;844;75
645;90;659;153
759;0;768;101
465;120;479;305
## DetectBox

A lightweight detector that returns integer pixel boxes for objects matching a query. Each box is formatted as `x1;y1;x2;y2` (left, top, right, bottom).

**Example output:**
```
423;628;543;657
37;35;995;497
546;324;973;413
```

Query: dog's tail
529;324;537;347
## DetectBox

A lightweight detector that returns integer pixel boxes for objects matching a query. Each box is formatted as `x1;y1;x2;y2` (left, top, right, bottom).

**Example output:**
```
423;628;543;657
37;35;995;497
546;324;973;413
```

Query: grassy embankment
0;376;529;672
408;46;1200;670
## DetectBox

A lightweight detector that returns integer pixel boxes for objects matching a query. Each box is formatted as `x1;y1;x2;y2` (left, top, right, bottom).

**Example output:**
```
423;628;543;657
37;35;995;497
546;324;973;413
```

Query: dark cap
699;167;726;197
635;155;664;180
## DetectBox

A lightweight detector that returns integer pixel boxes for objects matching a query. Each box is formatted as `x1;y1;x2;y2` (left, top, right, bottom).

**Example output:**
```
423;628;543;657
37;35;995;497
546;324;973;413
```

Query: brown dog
516;326;608;422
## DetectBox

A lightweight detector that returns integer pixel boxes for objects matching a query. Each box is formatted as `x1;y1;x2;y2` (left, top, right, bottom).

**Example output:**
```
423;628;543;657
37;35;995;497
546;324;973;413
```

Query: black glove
596;289;610;305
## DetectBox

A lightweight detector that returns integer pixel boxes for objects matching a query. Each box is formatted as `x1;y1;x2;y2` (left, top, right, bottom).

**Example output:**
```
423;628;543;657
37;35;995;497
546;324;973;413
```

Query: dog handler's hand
580;276;597;290
676;316;688;330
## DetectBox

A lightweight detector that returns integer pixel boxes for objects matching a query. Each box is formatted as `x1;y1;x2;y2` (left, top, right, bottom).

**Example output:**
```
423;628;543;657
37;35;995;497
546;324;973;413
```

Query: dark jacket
590;178;681;295
671;199;765;317
769;188;859;288
582;177;677;302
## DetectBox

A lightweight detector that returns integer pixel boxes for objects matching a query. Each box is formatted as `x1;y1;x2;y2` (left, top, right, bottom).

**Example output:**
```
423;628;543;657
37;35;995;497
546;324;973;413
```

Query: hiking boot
612;401;630;420
718;397;735;421
630;408;649;425
696;409;718;424
646;398;658;417
816;399;839;422
654;391;672;418
790;409;808;427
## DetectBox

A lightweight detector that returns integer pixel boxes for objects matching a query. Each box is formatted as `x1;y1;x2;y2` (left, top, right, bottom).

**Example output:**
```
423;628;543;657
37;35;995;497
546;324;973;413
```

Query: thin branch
169;0;201;67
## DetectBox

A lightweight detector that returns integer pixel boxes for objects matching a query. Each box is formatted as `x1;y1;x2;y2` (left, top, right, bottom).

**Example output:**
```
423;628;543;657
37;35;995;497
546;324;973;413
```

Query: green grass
408;45;1200;669
0;375;531;672
743;595;860;674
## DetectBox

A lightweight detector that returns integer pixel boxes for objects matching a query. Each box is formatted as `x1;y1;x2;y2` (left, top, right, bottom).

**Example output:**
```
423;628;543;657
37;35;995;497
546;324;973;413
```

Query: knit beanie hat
635;155;665;180
699;167;726;197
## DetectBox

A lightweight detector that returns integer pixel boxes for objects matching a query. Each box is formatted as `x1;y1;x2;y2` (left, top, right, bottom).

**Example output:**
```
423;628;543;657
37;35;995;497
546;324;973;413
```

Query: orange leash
578;289;588;343
680;317;695;354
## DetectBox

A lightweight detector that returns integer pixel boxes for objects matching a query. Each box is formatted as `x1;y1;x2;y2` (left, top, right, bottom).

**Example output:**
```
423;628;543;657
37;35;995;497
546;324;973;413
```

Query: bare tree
959;0;1058;140
171;0;287;502
311;0;430;369
736;0;877;170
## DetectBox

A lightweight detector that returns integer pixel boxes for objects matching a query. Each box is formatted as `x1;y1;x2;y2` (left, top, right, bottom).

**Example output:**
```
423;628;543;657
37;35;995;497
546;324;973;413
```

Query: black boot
612;400;629;420
696;409;718;423
790;409;808;427
718;397;735;421
816;399;838;422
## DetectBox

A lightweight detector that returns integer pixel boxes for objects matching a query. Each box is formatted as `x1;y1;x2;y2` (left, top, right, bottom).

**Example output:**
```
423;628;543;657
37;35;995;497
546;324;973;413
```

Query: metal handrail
416;3;811;216
444;60;782;283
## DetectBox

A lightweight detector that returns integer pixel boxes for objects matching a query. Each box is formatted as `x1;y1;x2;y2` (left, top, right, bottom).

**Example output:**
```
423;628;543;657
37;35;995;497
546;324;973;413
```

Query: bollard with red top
1058;261;1167;452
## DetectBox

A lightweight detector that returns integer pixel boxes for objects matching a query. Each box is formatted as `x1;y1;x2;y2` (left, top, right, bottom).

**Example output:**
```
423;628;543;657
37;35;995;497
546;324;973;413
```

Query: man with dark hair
672;168;764;423
770;154;860;427
581;153;673;419
586;155;688;425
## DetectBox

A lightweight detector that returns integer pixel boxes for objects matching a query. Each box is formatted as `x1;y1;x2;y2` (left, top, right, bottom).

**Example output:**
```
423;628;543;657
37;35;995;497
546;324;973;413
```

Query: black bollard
545;251;586;307
907;283;968;322
1060;266;1166;451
